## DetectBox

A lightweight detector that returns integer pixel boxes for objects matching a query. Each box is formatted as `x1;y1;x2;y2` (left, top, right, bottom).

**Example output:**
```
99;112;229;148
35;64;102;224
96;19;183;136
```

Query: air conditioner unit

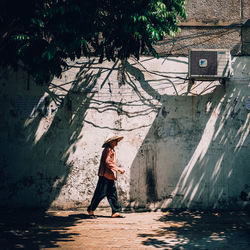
188;49;232;80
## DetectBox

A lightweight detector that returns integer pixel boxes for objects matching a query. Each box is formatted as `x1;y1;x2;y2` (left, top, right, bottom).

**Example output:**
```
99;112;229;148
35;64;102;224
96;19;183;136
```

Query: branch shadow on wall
1;59;144;248
127;57;249;210
0;60;102;209
0;57;165;212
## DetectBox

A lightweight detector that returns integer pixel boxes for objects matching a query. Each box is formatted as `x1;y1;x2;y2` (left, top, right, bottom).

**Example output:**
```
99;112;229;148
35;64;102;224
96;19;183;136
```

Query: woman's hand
119;168;125;174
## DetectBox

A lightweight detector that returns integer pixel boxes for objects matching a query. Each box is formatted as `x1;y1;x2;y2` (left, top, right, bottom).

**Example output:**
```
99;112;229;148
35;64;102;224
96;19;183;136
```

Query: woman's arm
105;148;125;174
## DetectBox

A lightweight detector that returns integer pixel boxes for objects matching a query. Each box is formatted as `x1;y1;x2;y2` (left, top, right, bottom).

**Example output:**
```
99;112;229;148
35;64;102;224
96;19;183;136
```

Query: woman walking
87;135;125;218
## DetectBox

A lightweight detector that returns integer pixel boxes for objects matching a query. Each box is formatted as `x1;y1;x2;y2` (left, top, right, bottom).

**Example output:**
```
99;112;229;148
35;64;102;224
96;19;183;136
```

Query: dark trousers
88;176;121;213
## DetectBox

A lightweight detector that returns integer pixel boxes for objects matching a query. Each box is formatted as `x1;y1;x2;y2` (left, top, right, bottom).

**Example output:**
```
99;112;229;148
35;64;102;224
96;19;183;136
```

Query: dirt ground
0;208;250;249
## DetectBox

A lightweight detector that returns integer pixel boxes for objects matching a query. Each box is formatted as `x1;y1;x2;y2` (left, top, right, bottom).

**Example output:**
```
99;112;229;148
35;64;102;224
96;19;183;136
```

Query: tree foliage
0;0;186;83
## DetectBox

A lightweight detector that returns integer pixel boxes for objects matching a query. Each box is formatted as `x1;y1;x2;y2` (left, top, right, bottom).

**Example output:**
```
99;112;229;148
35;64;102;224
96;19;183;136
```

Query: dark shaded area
139;210;250;249
0;0;186;83
0;209;90;249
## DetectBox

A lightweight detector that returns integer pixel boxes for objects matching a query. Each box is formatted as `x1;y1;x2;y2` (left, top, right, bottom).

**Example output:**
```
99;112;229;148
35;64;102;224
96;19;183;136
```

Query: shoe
111;212;125;218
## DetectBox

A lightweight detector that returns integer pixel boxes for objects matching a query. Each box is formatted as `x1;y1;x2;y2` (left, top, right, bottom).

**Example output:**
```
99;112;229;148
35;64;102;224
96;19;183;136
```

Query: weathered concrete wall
0;0;249;210
0;56;249;210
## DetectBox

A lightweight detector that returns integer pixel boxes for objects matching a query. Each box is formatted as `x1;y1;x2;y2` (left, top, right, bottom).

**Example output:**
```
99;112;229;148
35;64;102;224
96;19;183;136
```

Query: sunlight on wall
211;154;225;182
234;113;250;152
162;101;223;207
188;173;205;204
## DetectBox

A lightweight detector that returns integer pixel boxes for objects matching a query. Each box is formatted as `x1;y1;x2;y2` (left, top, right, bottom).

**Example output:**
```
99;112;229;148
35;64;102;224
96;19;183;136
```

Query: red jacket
98;146;120;180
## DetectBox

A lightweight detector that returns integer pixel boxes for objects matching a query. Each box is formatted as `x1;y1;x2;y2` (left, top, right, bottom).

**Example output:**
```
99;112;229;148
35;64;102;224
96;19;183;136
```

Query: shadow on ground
0;209;90;249
138;210;250;249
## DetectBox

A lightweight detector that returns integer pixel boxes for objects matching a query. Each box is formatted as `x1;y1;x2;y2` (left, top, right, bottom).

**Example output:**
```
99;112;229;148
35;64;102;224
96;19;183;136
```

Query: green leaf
1;0;186;83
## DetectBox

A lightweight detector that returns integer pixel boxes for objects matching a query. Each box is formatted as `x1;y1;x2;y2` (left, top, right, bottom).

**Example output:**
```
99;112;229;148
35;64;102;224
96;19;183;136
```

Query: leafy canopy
0;0;186;83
